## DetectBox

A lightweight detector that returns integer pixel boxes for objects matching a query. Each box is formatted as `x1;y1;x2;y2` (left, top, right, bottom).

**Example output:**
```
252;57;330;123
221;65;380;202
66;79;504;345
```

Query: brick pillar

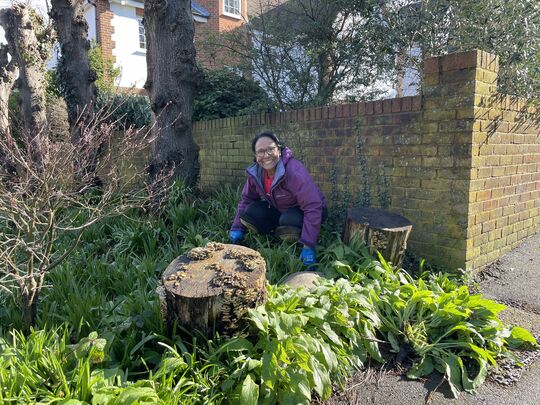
420;50;497;271
95;0;115;62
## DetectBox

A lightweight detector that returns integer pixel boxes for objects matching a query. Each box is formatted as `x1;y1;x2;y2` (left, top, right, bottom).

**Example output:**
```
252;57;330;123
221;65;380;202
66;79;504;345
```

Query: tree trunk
144;0;202;186
160;243;267;337
342;207;413;267
0;44;18;136
49;0;97;140
0;4;49;164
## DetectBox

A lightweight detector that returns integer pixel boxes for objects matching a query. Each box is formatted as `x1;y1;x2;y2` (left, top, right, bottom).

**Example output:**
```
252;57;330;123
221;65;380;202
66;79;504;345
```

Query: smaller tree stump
280;271;322;290
342;207;412;267
160;242;266;337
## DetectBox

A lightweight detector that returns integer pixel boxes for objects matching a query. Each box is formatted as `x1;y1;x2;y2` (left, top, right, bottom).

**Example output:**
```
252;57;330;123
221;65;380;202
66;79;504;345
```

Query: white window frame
223;0;242;19
137;17;146;50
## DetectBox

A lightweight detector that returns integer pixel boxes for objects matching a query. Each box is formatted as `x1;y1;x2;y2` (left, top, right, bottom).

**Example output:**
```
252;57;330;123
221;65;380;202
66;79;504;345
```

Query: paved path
324;233;540;405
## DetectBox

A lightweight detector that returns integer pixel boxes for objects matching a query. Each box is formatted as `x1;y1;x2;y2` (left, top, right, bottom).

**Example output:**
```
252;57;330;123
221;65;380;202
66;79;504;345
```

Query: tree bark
144;0;202;186
342;207;413;267
0;4;51;166
160;243;267;337
0;44;18;136
49;0;97;140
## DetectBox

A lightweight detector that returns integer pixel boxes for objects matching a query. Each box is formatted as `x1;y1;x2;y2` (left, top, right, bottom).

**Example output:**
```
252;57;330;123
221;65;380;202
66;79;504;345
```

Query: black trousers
240;200;327;234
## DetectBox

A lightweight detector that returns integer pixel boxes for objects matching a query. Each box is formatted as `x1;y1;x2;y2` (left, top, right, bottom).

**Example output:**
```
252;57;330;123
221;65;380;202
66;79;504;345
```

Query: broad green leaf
386;331;401;352
407;356;434;379
507;326;538;348
283;369;311;404
321;323;342;346
317;341;338;371
240;374;259;405
461;356;488;393
440;353;463;398
261;350;278;389
221;337;254;353
362;323;384;363
446;323;485;345
248;308;268;333
303;307;328;320
468;296;506;315
460;342;497;366
92;386;120;405
114;386;160;405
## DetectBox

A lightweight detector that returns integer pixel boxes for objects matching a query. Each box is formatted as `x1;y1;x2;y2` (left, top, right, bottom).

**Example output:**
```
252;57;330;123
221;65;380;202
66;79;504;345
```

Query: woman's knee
279;207;304;228
241;201;280;233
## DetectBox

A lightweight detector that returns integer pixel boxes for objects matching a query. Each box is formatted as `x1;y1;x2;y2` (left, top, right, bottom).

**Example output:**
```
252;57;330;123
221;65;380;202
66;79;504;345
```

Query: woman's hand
229;230;245;244
299;247;316;266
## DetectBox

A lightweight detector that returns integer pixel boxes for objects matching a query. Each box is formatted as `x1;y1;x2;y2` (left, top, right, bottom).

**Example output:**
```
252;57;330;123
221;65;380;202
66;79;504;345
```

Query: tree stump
280;271;323;290
342;207;412;267
160;242;267;337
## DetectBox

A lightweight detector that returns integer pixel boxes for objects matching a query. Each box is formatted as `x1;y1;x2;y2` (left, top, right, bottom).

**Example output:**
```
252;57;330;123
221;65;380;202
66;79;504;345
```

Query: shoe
240;218;259;234
275;226;301;243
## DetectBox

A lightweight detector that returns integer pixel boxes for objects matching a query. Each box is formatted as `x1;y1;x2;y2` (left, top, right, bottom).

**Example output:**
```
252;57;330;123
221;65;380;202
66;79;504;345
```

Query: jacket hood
281;147;294;164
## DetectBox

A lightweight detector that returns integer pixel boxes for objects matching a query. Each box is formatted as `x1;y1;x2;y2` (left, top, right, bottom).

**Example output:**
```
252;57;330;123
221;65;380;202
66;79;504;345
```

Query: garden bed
0;183;537;404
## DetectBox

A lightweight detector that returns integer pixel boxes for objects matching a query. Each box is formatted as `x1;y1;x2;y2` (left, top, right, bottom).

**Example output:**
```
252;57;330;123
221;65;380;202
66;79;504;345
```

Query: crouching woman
229;131;327;266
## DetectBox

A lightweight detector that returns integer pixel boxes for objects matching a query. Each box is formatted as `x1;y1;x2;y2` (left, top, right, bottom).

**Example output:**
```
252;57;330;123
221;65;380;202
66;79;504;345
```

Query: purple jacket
231;147;326;248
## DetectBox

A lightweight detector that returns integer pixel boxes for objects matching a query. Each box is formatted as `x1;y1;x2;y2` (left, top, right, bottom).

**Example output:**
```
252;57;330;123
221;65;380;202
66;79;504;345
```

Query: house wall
86;5;97;42
192;50;540;272
88;0;248;89
195;0;248;69
109;2;146;89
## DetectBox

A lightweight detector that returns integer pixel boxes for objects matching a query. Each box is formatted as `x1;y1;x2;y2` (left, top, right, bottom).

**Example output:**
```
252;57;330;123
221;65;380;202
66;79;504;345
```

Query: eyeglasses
255;145;278;157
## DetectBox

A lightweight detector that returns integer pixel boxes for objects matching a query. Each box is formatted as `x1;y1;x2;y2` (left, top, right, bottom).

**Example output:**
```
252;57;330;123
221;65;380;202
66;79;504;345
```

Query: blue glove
229;230;244;244
300;247;316;266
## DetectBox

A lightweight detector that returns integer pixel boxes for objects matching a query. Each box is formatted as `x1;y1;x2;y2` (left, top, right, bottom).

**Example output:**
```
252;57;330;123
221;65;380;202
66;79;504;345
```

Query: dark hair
251;131;283;153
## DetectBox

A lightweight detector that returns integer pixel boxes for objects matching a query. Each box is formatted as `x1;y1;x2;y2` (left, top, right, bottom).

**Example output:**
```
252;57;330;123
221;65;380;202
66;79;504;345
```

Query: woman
229;131;327;266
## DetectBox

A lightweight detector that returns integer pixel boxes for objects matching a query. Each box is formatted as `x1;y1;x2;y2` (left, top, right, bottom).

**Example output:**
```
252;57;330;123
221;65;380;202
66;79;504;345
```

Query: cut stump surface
342;207;412;267
160;242;266;337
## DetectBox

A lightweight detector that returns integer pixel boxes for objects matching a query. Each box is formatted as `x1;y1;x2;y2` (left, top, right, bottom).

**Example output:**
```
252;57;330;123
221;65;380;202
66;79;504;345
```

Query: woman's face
254;137;280;172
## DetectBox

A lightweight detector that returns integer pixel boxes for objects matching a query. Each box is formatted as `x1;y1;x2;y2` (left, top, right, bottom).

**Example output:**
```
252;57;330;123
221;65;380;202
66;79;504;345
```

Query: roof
191;1;210;18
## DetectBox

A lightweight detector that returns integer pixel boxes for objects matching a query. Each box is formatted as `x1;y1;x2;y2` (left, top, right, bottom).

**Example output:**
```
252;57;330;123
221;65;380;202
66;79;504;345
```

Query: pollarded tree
49;0;97;139
0;44;18;136
0;3;54;165
144;0;202;186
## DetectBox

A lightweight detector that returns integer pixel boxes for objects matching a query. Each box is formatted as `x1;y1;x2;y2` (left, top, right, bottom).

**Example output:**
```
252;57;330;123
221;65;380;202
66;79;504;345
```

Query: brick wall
95;0;115;61
466;61;540;269
192;50;540;272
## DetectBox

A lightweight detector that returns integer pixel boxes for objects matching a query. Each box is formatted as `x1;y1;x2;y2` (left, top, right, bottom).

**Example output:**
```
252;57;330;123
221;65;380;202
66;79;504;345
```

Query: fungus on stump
160;242;266;337
342;207;412;267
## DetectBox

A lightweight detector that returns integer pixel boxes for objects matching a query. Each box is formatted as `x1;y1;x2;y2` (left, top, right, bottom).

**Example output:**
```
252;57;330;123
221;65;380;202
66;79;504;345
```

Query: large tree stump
342;208;412;267
160;242;266;337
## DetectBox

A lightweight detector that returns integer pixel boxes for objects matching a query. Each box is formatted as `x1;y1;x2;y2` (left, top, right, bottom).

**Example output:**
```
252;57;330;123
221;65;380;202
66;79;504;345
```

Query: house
87;0;248;90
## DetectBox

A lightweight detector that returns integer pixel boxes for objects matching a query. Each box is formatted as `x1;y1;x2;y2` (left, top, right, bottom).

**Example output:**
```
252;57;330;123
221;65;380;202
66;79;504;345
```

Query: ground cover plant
0;182;537;404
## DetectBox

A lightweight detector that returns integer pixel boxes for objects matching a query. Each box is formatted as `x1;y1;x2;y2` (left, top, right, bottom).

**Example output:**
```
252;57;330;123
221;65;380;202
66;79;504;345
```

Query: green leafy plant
320;240;538;398
193;68;275;122
0;181;537;404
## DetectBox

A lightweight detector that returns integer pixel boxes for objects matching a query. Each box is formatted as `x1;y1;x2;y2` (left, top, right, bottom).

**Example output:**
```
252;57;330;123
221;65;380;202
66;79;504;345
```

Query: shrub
193;69;276;122
96;92;152;130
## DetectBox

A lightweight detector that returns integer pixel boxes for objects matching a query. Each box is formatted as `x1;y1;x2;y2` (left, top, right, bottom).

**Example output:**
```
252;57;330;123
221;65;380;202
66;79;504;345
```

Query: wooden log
160;242;267;337
342;207;412;267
